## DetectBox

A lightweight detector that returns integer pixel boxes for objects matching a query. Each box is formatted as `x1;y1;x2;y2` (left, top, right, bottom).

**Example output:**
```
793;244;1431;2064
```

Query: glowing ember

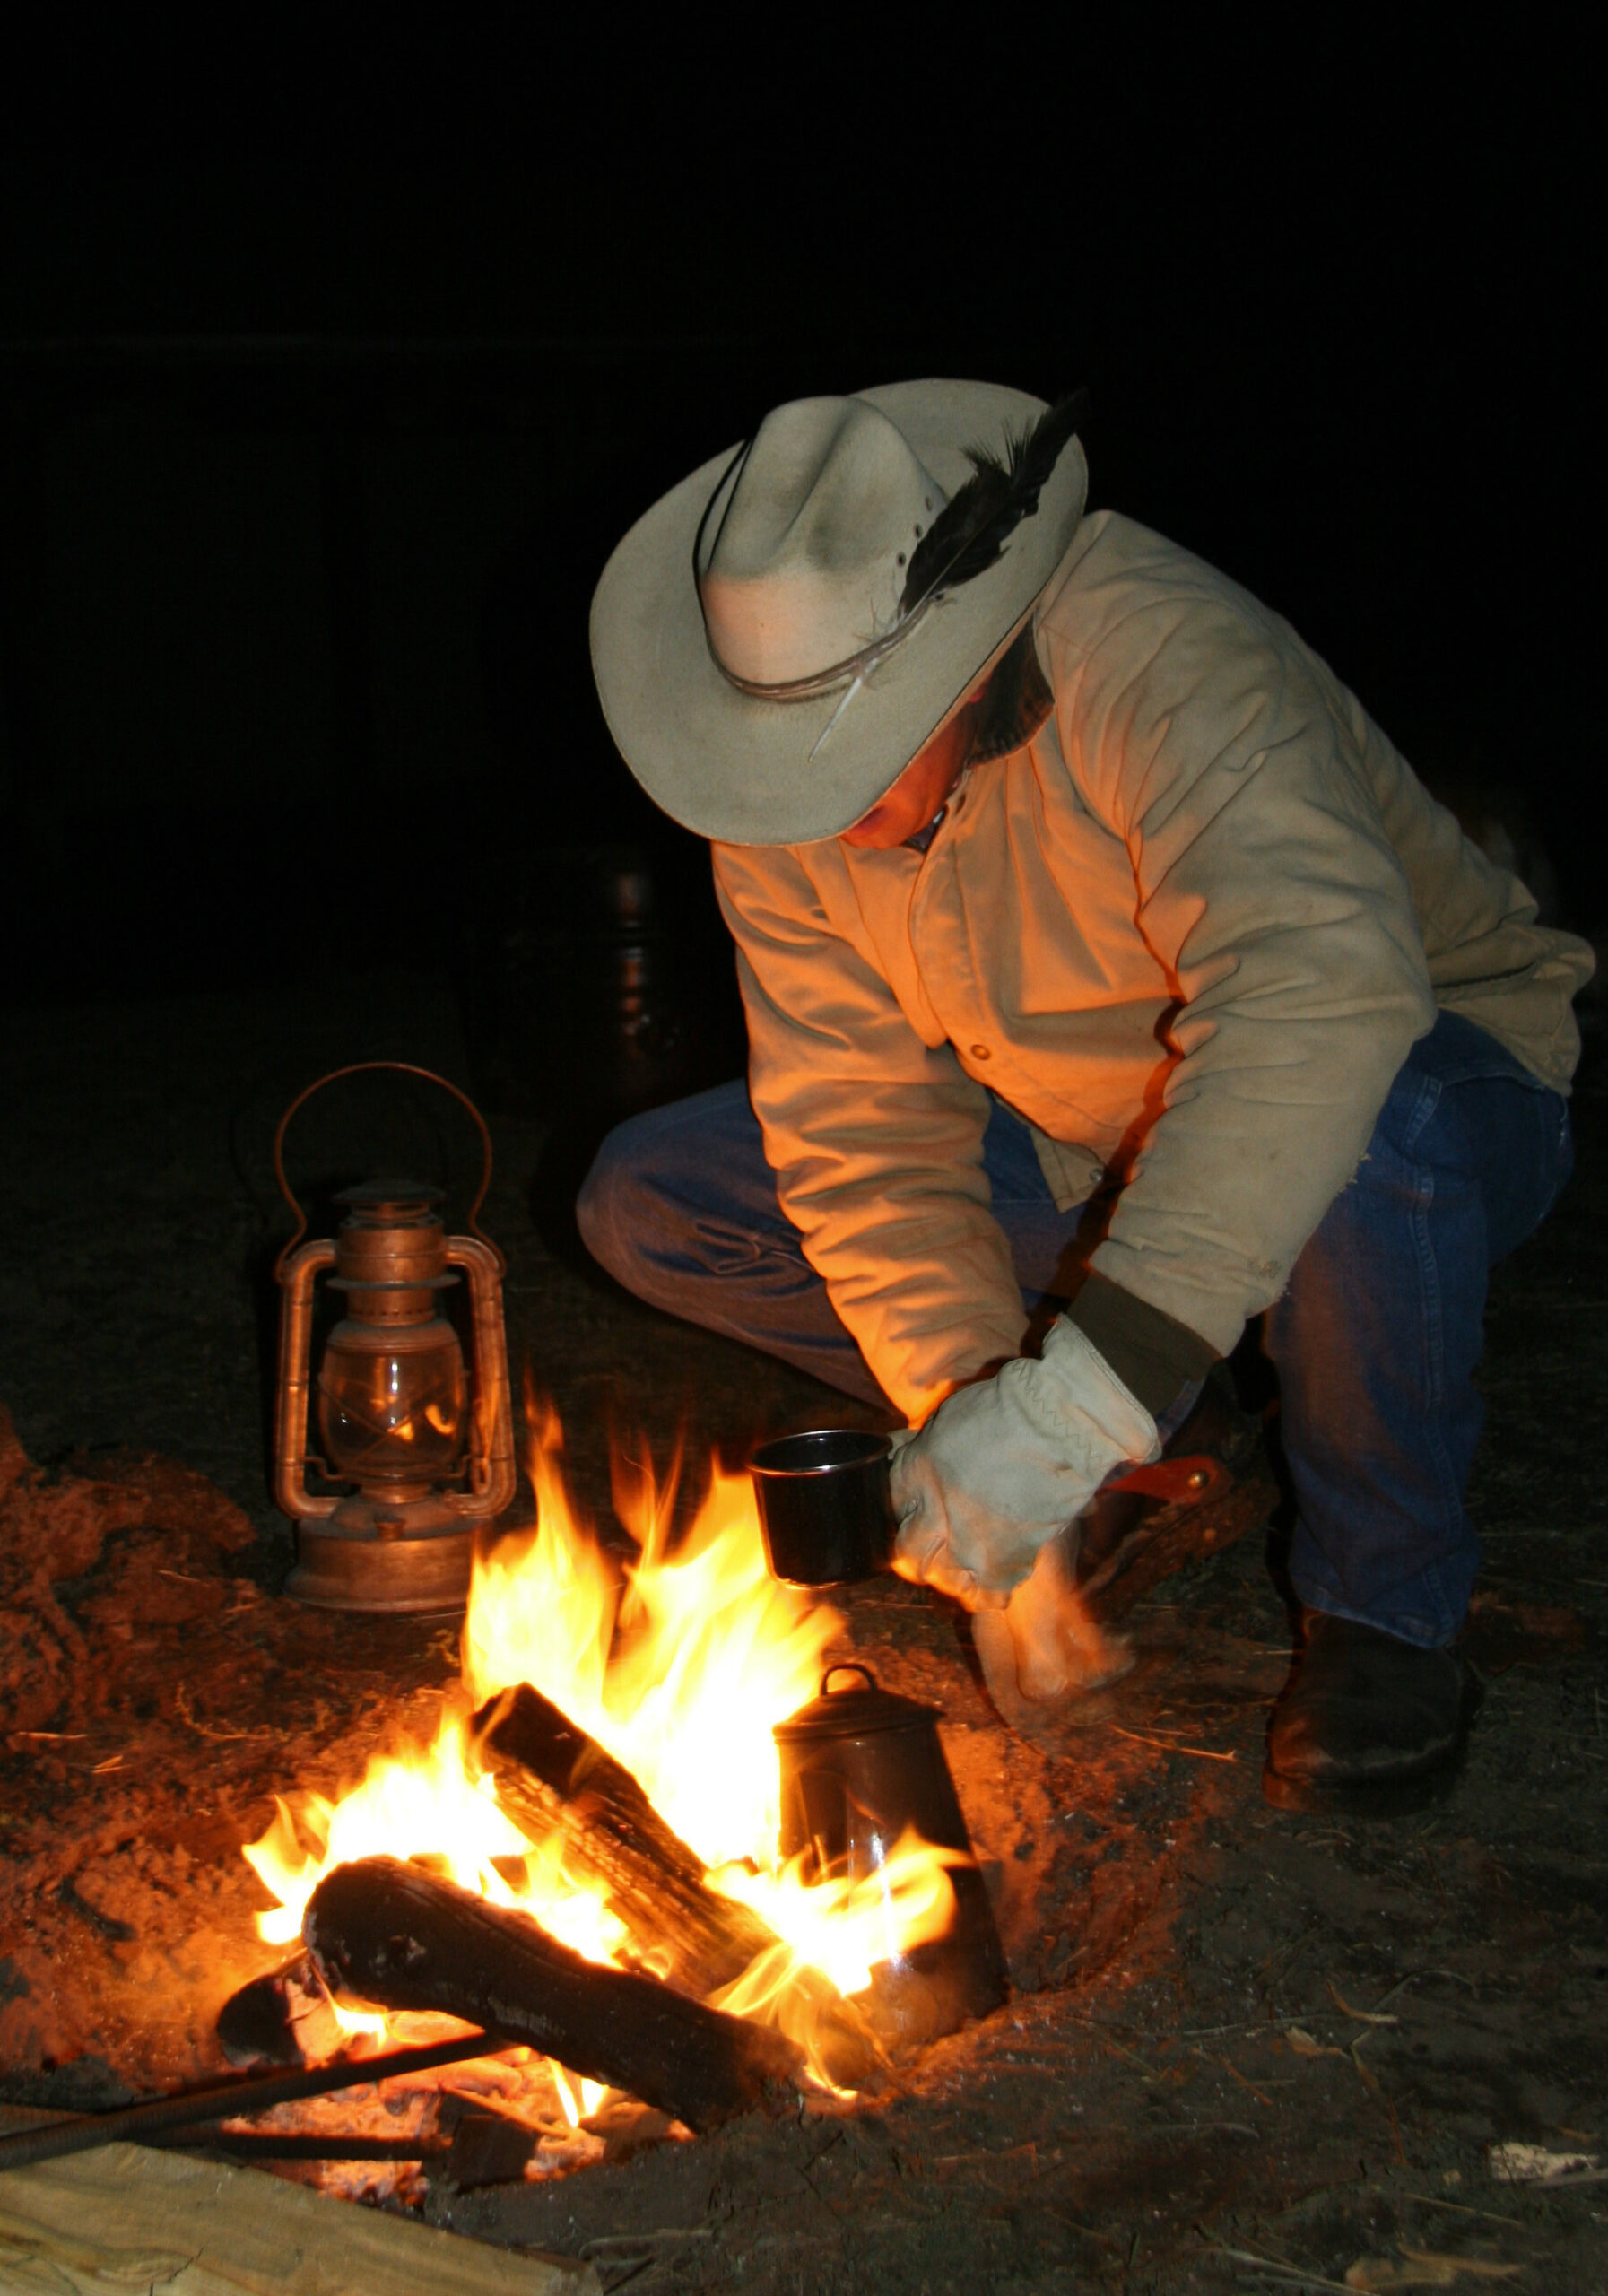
244;1401;958;2092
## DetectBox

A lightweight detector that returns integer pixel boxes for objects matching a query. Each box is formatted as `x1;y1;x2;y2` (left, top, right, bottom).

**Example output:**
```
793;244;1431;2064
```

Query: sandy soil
2;979;1604;2292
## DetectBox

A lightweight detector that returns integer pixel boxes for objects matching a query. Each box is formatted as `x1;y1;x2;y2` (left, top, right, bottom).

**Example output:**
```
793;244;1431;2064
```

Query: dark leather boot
1263;1610;1482;1814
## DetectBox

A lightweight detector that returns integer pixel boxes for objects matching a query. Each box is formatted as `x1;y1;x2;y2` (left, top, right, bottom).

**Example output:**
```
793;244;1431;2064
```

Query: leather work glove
888;1318;1160;1608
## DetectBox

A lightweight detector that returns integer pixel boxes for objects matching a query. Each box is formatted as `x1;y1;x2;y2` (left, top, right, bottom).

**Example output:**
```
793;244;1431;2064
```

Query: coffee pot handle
820;1662;878;1696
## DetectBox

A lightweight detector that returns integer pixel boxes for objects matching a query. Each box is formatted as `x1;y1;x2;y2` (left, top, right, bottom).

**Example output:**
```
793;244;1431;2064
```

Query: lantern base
286;1500;482;1613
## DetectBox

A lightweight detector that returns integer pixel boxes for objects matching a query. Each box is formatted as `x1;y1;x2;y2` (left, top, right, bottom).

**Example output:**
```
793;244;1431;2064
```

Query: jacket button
970;1044;991;1060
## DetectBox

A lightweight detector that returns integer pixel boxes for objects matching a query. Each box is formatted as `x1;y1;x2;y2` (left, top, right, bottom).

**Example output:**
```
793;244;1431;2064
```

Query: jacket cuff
1064;1271;1219;1418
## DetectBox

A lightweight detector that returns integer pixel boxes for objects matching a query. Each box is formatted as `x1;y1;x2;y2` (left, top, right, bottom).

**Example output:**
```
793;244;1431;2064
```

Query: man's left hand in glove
888;1317;1160;1608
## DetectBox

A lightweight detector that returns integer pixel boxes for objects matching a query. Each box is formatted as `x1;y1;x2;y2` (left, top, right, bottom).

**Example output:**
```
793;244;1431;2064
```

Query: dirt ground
2;977;1605;2294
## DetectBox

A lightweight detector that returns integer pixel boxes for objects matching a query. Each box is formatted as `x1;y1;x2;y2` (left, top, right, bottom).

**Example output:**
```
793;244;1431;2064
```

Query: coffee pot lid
772;1663;942;1744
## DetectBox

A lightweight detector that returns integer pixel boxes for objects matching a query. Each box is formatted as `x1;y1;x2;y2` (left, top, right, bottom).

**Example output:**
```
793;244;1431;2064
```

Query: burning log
474;1682;781;1999
303;1855;802;2133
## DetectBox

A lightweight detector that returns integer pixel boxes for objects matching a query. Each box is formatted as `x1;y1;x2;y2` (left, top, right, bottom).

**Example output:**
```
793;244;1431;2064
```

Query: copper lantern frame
272;1063;517;1613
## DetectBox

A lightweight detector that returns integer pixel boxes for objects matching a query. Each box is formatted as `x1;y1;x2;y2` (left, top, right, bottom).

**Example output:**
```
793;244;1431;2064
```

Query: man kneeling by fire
577;382;1592;1814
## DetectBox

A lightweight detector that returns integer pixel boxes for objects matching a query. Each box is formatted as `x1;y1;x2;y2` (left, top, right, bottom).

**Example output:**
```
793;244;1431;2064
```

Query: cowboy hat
589;379;1087;846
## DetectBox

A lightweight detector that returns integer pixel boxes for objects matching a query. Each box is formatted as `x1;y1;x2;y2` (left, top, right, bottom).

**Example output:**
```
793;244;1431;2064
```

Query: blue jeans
577;1013;1573;1648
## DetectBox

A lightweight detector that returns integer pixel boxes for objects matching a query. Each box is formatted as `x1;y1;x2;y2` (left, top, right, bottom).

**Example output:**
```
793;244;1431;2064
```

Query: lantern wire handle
272;1062;504;1281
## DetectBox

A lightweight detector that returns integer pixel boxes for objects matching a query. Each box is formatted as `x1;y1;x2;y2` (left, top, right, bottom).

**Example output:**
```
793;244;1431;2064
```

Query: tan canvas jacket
713;510;1594;1424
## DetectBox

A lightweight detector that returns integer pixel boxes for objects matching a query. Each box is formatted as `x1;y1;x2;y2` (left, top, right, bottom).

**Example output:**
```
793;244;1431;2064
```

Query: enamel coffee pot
773;1665;1009;2041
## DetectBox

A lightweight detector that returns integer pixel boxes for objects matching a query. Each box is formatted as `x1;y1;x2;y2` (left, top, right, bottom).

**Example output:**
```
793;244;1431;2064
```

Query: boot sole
1261;1673;1483;1818
1259;1759;1460;1818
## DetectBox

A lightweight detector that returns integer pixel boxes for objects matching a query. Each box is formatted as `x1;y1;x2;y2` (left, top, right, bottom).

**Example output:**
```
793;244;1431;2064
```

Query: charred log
216;1956;310;2067
303;1854;802;2132
474;1681;780;1999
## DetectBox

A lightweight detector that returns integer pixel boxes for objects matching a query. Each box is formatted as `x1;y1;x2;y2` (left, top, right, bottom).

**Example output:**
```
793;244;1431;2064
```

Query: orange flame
711;1829;965;2006
244;1403;957;2092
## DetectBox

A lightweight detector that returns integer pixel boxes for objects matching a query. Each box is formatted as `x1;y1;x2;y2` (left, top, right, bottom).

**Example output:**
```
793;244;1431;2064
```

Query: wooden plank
0;2137;598;2295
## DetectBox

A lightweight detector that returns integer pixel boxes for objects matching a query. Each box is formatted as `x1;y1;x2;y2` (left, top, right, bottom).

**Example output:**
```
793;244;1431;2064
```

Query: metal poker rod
0;2027;496;2173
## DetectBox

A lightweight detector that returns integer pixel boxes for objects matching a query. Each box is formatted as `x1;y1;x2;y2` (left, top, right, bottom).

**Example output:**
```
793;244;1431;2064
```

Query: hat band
703;588;945;703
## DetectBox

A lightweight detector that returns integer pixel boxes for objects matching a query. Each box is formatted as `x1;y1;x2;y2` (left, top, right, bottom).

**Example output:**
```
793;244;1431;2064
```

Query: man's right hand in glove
887;1316;1160;1609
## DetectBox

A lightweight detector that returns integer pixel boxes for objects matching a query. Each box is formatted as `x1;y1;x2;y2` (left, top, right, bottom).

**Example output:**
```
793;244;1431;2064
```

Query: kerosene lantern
272;1063;516;1613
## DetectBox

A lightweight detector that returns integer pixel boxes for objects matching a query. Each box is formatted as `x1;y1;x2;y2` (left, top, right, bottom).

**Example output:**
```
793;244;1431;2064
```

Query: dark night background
0;16;1596;1048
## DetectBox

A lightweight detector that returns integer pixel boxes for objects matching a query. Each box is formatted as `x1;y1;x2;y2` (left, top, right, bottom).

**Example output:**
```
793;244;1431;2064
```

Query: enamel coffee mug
749;1427;897;1587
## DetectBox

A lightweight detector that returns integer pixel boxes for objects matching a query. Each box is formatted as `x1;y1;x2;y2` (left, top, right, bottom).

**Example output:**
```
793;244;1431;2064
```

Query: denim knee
575;1112;658;1286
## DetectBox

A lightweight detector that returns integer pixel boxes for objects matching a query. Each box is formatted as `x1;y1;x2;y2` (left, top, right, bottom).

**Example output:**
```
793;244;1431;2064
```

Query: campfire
231;1403;990;2180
